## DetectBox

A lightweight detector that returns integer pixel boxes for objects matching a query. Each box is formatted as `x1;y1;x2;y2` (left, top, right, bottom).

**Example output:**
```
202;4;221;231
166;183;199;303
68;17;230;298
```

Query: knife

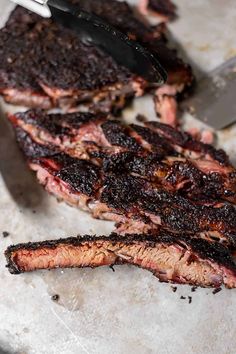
11;0;167;85
182;56;236;130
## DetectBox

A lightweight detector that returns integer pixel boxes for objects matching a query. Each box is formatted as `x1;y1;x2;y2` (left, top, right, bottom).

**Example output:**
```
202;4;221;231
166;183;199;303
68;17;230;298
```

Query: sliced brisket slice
0;6;143;112
0;1;193;123
5;232;236;288
13;126;236;248
10;110;236;204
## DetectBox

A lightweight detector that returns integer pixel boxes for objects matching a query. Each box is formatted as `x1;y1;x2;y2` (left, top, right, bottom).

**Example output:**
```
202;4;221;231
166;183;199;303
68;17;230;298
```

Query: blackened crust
0;7;132;92
57;160;101;196
101;121;142;151
102;151;161;177
130;123;176;156
101;174;146;210
146;121;229;164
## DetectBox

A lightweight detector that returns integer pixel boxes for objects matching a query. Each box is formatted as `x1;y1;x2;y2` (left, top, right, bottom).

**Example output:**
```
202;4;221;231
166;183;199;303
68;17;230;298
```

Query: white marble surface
1;1;236;353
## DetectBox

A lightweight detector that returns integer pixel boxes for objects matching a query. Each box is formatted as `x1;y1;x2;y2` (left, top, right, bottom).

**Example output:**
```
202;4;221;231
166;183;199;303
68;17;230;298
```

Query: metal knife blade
182;56;236;130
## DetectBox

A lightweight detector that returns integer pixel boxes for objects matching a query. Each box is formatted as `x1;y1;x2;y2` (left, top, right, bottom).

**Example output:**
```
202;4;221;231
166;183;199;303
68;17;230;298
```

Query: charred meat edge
5;233;236;288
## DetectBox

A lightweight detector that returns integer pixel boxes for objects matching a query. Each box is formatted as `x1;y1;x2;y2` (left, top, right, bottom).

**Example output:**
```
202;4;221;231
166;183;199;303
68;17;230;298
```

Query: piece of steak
0;1;193;123
12;125;236;248
0;6;144;113
9;110;236;204
5;232;236;288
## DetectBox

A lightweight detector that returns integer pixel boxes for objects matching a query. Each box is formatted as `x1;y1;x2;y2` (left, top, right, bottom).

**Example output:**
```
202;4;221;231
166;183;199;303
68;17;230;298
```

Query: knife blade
11;0;167;85
182;56;236;130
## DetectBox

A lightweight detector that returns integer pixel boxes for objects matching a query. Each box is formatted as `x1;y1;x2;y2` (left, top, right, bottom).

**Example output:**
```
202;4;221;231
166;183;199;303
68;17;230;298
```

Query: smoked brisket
10;118;236;248
5;232;236;288
0;1;193;122
9;110;236;205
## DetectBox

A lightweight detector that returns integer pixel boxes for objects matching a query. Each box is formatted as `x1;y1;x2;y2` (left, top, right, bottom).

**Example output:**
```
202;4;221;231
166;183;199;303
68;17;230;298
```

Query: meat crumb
136;114;147;123
109;265;115;272
51;294;60;301
171;286;177;292
200;130;214;145
188;296;192;304
212;287;222;295
180;296;186;300
2;231;10;238
191;286;197;292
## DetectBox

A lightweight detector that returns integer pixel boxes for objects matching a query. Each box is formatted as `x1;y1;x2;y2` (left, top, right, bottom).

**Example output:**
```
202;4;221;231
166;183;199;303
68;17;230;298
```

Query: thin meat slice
5;232;236;288
13;128;236;248
9;110;236;204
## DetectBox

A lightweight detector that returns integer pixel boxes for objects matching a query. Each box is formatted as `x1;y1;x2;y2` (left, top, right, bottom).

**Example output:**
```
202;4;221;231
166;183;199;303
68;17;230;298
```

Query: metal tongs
11;0;167;85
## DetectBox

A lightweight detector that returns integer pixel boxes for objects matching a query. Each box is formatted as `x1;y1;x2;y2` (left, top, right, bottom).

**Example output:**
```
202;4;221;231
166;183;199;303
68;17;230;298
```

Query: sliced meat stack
0;0;193;123
9;110;236;205
5;109;236;288
3;2;236;289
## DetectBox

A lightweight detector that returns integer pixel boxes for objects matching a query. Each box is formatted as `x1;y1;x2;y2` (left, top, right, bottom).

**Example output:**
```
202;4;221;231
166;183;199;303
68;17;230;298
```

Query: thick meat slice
0;1;193;123
10;110;236;204
13;127;236;248
0;6;143;112
5;233;236;288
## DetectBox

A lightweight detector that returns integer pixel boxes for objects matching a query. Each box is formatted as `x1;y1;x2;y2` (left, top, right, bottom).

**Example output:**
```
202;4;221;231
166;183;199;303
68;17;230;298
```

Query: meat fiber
9;110;236;205
0;1;193;123
5;232;236;288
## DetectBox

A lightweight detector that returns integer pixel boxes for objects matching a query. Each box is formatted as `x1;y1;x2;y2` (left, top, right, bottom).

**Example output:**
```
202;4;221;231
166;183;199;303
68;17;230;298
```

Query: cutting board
1;1;236;353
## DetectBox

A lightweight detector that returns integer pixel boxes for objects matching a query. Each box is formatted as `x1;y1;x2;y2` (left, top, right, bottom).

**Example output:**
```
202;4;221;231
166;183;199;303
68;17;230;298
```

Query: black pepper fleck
180;296;186;300
212;287;222;295
191;286;197;292
136;114;147;123
188;296;192;304
171;286;177;292
51;294;60;301
109;265;115;272
2;231;10;238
